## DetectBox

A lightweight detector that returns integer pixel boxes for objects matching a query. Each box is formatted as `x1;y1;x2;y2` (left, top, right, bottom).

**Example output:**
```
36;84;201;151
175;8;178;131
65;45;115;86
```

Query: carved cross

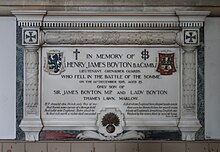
26;31;36;42
73;49;80;60
186;32;196;42
24;30;38;44
184;30;198;45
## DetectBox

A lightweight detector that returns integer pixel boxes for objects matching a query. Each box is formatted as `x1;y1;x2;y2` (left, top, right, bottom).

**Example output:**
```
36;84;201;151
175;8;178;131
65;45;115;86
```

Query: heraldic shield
44;50;65;75
156;52;176;75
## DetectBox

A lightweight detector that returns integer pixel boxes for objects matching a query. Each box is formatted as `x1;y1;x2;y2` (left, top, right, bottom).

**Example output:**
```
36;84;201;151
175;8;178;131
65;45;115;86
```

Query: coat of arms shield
156;52;176;75
44;50;65;75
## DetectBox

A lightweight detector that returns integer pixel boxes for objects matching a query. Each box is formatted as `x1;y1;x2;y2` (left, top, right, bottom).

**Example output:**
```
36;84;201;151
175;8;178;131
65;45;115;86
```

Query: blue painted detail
48;54;62;73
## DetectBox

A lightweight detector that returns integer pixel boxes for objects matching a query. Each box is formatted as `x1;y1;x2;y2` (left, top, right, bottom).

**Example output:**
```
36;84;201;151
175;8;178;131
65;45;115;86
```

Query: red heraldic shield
156;52;176;75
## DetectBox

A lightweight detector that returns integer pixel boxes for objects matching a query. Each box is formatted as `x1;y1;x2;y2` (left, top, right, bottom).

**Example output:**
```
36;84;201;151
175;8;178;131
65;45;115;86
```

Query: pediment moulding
12;10;210;29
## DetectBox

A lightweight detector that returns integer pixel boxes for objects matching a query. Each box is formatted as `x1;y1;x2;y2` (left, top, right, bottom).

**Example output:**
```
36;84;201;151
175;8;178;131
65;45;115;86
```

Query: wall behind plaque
205;17;220;139
0;17;16;139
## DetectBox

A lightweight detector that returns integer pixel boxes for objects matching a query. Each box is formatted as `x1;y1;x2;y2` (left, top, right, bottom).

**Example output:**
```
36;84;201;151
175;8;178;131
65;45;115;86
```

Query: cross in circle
73;49;80;60
185;31;197;43
25;31;36;42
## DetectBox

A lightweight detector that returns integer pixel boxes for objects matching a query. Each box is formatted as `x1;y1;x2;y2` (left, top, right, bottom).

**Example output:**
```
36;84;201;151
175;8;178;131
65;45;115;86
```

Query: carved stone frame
12;10;210;141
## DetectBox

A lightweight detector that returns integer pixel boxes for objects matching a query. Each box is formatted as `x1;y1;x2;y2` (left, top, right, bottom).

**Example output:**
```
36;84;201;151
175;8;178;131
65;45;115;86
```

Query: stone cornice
176;11;210;27
12;10;46;27
12;10;210;29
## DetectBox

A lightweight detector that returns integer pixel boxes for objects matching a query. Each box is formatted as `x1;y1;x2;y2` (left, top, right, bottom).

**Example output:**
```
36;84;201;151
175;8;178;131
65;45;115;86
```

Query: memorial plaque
42;47;180;130
13;10;209;140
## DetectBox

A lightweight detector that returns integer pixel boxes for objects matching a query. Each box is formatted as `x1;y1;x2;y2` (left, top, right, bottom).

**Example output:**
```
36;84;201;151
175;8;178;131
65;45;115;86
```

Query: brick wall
0;141;219;152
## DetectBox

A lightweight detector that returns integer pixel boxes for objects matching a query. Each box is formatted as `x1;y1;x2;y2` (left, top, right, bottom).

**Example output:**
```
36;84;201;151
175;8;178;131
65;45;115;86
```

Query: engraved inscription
42;47;180;120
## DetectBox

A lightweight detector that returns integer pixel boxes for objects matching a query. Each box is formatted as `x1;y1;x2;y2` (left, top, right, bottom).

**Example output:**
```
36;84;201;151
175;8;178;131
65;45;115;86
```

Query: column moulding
176;11;210;140
12;10;46;141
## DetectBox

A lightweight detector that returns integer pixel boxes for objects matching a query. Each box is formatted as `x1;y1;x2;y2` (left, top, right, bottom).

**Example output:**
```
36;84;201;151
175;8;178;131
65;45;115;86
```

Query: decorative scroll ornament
44;50;65;75
156;51;176;75
77;108;145;140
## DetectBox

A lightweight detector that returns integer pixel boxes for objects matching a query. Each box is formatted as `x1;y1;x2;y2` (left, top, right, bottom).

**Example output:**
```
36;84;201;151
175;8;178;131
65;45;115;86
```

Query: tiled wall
0;141;219;152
